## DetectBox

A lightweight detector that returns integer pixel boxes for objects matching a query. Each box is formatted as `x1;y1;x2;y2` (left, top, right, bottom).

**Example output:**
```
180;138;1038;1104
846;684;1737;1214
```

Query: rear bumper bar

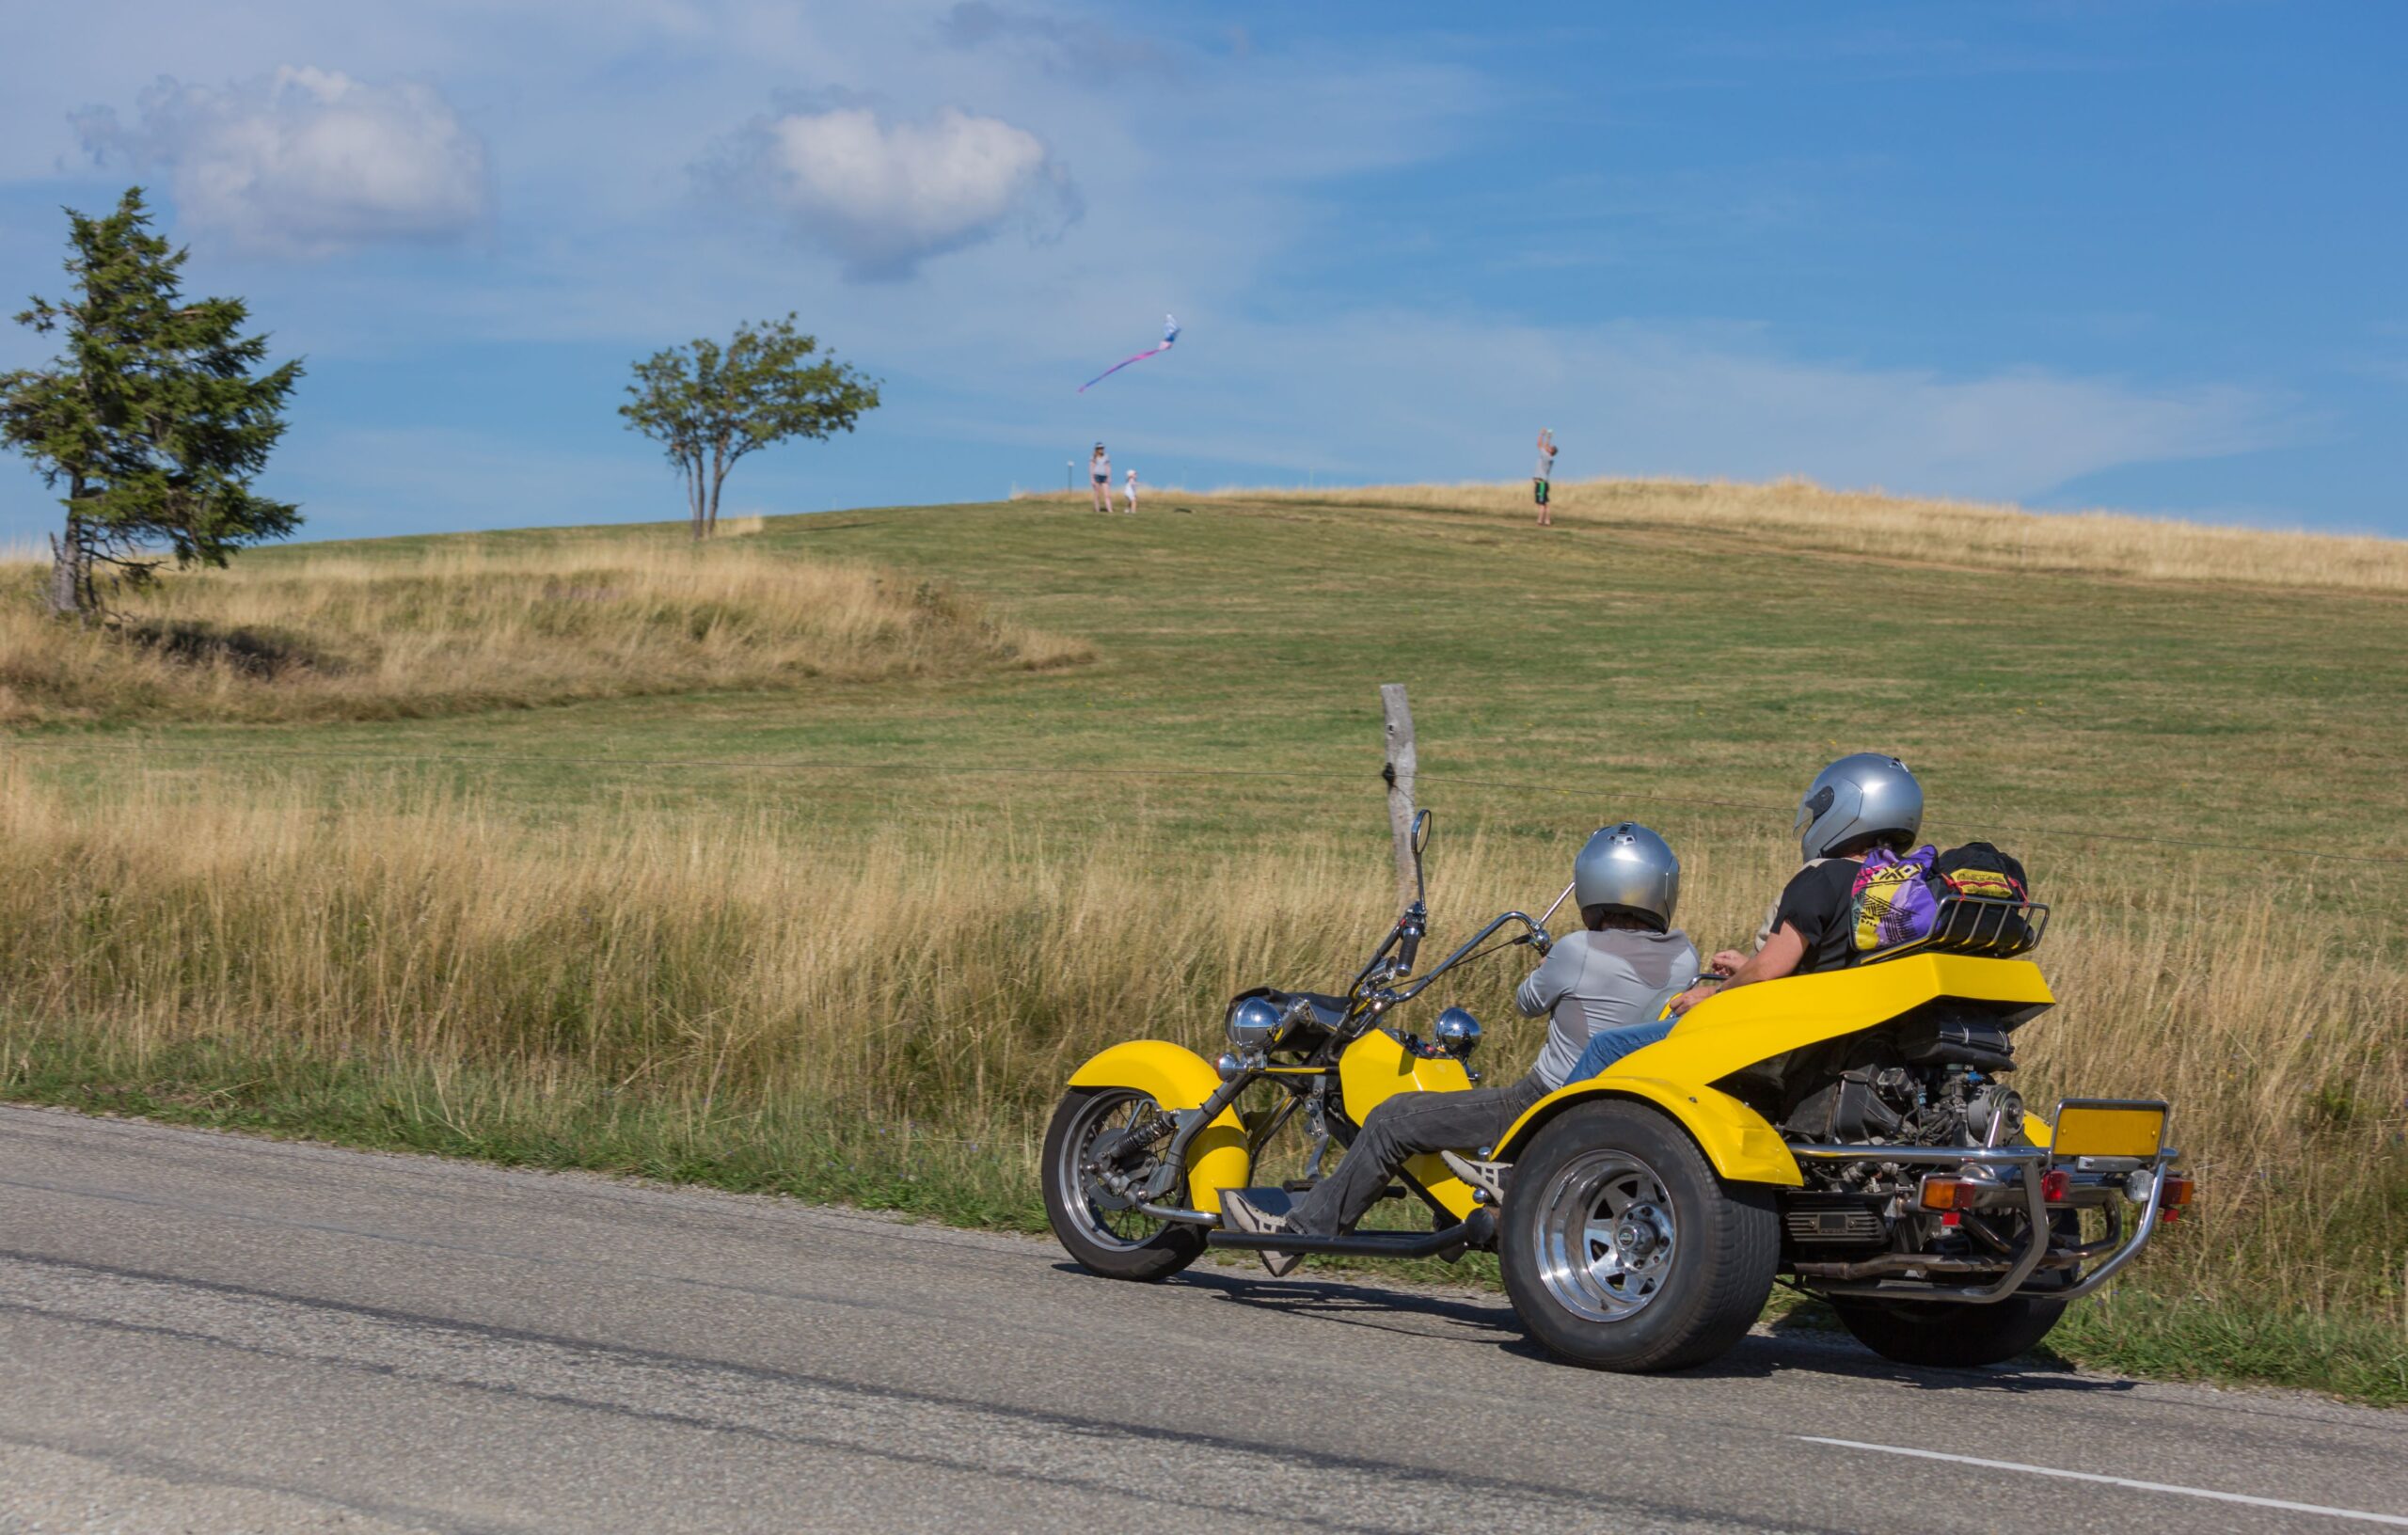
1782;1141;2177;1305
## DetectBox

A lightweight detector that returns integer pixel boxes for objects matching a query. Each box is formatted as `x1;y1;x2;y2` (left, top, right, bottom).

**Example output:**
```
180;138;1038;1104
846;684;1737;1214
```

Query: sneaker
1218;1191;1305;1277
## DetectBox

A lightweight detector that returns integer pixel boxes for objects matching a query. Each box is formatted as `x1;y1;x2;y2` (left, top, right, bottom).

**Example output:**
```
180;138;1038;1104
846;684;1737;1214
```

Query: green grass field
5;483;2403;1400
23;489;2404;860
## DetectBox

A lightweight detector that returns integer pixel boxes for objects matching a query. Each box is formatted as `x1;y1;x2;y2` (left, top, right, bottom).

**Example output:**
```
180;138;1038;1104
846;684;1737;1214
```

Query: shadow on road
1661;1323;2139;1399
1130;1263;2139;1397
1164;1266;1523;1345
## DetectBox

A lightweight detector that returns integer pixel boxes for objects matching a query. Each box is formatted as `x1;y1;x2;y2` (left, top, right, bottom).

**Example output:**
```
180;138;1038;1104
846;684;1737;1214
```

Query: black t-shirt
1771;858;1863;976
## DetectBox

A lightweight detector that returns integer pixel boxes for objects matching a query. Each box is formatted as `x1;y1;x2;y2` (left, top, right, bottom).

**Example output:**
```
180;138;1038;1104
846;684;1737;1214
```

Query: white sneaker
1218;1191;1304;1277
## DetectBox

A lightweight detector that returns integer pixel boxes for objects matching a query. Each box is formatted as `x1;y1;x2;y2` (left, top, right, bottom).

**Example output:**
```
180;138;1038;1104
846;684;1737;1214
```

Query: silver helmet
1796;753;1924;861
1573;822;1680;932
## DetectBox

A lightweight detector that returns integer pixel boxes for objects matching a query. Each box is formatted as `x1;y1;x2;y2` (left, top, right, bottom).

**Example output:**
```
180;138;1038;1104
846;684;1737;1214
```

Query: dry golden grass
1133;477;2408;593
0;541;1088;724
0;759;2396;1321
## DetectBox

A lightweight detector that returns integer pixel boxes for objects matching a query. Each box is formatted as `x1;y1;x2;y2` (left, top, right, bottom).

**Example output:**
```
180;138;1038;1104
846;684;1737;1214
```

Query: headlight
1433;1006;1482;1058
1227;996;1286;1052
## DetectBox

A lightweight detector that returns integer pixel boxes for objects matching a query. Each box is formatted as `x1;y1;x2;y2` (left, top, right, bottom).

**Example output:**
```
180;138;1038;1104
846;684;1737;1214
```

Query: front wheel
1041;1086;1208;1282
1830;1293;2067;1369
1500;1100;1778;1371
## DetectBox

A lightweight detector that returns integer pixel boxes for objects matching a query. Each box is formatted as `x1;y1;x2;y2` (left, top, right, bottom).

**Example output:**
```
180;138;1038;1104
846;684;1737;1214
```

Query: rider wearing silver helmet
1224;822;1696;1272
1520;822;1695;1087
1671;753;1925;1016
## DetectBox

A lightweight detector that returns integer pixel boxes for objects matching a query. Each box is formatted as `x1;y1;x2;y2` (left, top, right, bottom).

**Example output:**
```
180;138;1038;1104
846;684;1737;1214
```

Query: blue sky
4;1;2403;546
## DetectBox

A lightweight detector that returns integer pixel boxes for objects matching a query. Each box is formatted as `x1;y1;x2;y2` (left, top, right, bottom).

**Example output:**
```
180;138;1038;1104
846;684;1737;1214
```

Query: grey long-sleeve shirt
1513;926;1700;1089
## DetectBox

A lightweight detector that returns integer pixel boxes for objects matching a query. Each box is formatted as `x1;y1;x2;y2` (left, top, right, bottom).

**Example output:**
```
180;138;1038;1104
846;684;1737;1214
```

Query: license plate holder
2052;1099;2168;1160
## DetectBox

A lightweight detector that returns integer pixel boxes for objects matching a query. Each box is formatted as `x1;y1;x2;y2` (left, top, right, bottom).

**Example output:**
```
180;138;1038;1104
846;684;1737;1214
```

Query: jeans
1290;1072;1548;1236
1566;1020;1676;1084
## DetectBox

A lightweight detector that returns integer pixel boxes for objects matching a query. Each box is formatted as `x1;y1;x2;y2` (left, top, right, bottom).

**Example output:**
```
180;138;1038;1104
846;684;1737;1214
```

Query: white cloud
720;104;1079;280
75;67;489;257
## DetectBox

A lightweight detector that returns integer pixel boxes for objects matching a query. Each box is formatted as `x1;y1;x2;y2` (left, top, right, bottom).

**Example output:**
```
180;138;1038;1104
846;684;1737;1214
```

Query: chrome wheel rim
1532;1149;1678;1323
1058;1089;1170;1251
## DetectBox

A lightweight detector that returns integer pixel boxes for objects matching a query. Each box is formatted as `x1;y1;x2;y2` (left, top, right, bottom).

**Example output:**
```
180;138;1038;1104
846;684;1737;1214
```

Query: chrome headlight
1227;996;1286;1052
1433;1006;1482;1058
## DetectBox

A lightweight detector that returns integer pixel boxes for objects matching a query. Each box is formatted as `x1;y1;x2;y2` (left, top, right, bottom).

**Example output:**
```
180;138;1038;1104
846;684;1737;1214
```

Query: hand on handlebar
1708;949;1748;977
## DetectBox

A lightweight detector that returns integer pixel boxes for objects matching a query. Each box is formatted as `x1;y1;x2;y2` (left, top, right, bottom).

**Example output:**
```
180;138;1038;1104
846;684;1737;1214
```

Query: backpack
1850;846;1941;953
1929;842;2036;953
1932;841;2030;902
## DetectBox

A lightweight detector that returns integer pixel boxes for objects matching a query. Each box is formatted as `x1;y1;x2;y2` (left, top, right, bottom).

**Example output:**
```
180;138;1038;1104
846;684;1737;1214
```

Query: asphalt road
3;1106;2402;1535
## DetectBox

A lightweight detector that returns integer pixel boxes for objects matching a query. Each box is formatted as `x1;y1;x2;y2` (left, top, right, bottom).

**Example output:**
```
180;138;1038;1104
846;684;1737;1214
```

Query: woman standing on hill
1534;429;1558;527
1089;443;1112;513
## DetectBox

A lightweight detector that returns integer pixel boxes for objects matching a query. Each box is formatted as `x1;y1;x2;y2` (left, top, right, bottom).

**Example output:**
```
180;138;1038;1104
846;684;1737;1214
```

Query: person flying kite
1079;314;1180;391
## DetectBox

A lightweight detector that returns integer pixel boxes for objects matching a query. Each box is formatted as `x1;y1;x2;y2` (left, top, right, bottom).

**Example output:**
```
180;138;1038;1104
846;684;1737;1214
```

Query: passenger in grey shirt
1222;833;1699;1269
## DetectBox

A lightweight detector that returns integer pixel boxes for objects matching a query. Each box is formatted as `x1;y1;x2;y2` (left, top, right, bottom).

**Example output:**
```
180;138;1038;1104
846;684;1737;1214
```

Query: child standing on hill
1122;467;1139;514
1534;429;1558;527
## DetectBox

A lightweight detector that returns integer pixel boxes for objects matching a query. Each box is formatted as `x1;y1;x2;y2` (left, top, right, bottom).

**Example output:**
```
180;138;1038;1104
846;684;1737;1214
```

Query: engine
1727;1010;2029;1204
1782;1061;2025;1150
1739;1012;2034;1253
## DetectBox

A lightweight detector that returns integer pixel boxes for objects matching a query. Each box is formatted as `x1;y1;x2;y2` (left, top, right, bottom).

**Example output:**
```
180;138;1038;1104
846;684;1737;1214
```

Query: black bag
1934;841;2030;899
1927;842;2036;955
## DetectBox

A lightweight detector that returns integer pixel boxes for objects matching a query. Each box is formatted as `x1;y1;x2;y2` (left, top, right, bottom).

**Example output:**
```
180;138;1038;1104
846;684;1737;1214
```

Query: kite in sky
1078;314;1180;392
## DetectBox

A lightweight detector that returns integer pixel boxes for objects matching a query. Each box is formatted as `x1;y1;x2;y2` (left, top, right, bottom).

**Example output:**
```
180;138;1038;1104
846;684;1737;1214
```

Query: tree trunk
46;511;89;621
705;436;728;536
685;451;706;541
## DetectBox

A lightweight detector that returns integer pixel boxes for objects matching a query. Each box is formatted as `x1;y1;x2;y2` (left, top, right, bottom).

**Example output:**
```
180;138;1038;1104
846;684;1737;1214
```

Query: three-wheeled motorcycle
1041;812;2192;1372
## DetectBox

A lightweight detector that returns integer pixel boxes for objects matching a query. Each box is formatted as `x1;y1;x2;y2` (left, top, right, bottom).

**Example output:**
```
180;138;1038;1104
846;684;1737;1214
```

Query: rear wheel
1830;1293;2066;1369
1041;1086;1208;1281
1500;1100;1778;1371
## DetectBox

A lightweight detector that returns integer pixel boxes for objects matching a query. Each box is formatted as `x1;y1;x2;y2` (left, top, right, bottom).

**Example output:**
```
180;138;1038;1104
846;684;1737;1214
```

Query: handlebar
1392;909;1545;1004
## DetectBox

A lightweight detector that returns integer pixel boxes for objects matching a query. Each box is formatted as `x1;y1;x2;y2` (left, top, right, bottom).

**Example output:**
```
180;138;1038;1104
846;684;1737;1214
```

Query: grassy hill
4;478;2402;1399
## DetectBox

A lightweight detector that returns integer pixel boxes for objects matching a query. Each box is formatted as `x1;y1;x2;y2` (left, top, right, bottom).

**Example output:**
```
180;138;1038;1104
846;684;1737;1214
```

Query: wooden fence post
1380;683;1418;913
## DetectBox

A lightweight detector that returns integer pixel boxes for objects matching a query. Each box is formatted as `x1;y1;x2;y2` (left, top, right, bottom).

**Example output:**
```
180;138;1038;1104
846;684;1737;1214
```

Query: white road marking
1799;1436;2408;1527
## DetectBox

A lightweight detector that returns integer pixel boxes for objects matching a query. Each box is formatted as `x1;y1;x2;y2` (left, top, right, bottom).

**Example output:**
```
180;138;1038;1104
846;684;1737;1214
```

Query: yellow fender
1490;957;2057;1186
1067;1040;1250;1213
1493;1077;1803;1186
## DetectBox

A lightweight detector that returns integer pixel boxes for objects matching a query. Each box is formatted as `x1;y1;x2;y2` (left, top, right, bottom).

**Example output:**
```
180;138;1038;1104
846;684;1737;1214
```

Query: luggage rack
1866;894;2050;963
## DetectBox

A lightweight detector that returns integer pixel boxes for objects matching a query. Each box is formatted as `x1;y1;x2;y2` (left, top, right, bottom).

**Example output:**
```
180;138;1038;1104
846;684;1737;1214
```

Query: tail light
2158;1172;2195;1223
2039;1169;2070;1203
1918;1177;1978;1211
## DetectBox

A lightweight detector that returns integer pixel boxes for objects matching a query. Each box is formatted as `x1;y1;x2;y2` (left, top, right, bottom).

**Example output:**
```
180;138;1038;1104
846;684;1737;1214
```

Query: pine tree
1;187;303;619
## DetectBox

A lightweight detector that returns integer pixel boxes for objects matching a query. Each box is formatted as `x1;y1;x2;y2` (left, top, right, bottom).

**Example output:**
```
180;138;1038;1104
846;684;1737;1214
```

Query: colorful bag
1850;845;1941;953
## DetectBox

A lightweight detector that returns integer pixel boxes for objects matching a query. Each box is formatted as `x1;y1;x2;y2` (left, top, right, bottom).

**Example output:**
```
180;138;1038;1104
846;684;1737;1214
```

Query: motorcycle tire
1829;1293;2067;1369
1500;1099;1778;1372
1041;1086;1208;1282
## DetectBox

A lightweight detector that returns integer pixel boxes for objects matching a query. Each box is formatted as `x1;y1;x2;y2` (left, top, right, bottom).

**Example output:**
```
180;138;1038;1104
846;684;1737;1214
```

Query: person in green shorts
1533;428;1557;526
